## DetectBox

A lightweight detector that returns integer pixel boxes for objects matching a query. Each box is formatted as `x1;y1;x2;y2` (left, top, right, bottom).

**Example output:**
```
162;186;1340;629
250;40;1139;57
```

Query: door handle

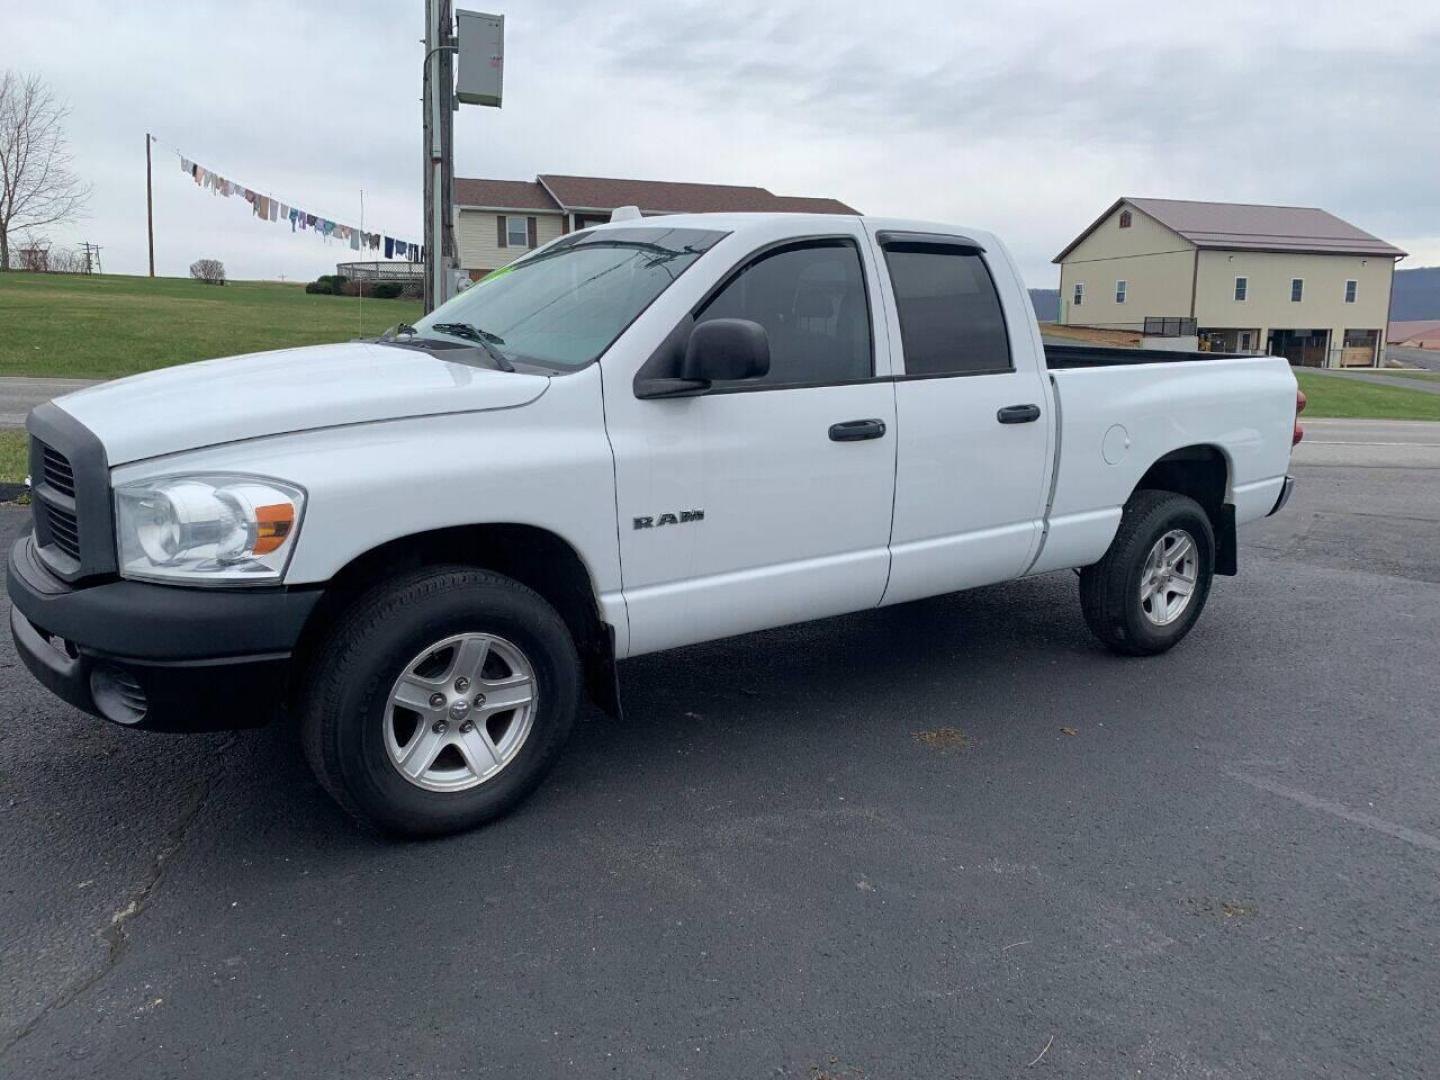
996;404;1041;424
829;418;887;442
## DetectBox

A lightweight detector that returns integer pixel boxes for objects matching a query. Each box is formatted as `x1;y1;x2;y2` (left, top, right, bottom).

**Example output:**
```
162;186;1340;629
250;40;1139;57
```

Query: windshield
411;226;727;370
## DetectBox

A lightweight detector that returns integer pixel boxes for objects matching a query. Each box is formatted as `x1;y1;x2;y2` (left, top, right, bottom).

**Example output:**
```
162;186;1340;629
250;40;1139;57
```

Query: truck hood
53;341;550;465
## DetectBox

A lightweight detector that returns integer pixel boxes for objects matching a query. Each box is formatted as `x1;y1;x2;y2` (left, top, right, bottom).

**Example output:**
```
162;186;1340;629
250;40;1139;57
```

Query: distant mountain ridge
1029;268;1438;324
1028;289;1059;321
1392;267;1440;321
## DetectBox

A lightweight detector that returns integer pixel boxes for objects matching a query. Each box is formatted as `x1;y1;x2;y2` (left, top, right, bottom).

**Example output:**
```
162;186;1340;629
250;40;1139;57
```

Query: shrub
372;282;402;299
190;258;226;285
304;280;332;294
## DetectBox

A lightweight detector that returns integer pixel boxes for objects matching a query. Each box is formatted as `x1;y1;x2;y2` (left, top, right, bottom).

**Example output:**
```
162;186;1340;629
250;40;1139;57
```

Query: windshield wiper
427;322;515;371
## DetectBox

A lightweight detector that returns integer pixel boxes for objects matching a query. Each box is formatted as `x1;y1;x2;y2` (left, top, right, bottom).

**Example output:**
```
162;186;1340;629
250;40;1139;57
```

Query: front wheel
300;567;581;837
1079;490;1215;656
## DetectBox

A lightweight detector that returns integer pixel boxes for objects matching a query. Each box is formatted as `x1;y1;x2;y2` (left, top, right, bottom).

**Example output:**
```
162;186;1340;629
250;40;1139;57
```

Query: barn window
1119;210;1132;229
1344;279;1357;303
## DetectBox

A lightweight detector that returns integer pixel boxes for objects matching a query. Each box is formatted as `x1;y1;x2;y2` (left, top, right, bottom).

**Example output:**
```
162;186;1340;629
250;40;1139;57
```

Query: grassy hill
0;272;422;379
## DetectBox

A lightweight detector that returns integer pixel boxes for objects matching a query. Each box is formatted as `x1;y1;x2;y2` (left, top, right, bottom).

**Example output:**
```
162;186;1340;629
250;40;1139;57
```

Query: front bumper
7;534;323;732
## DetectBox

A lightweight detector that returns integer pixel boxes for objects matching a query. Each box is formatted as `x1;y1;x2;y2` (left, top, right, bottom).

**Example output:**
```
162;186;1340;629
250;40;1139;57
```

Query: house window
1115;280;1128;304
1344;279;1358;303
506;215;529;247
1073;282;1084;307
1234;276;1248;301
1290;278;1304;302
1119;210;1132;229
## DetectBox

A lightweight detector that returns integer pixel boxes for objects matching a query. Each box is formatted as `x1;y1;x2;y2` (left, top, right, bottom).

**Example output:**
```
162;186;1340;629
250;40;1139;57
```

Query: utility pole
145;133;156;277
422;0;458;313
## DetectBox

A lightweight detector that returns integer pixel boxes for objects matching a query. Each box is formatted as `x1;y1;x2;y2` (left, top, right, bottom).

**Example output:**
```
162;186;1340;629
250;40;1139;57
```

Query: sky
7;0;1439;288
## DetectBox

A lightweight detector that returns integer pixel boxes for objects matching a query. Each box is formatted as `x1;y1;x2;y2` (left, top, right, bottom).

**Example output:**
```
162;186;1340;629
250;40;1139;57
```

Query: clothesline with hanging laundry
172;149;423;262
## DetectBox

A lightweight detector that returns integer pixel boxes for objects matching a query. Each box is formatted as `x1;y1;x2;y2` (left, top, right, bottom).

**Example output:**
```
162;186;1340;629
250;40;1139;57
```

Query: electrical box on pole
423;6;503;315
456;11;504;107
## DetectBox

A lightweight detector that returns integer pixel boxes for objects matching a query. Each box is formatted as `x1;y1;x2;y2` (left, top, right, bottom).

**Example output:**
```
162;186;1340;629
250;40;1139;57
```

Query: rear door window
882;243;1012;376
695;240;873;388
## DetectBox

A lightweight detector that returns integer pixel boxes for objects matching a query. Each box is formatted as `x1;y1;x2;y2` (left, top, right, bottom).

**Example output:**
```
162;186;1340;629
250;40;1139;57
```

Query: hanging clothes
269;199;279;222
384;236;394;259
350;229;361;251
289;208;298;232
395;240;408;258
305;214;316;229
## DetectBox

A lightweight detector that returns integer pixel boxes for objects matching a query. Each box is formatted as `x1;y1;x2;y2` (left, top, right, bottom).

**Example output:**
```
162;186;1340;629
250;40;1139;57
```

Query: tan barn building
1054;198;1406;367
453;174;857;280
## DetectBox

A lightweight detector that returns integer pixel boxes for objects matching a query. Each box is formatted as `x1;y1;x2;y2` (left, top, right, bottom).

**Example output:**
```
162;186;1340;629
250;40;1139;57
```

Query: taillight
1293;388;1307;446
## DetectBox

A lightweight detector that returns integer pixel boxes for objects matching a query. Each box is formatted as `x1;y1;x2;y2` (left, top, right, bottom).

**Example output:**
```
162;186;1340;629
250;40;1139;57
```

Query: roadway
2;423;1438;1076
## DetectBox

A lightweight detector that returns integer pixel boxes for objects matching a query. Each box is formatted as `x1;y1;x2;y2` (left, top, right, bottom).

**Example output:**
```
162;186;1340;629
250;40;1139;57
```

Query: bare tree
189;258;226;285
0;71;91;272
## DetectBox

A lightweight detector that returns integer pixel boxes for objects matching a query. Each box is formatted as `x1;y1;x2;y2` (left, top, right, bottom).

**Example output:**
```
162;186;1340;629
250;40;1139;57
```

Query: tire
1079;490;1215;657
300;566;581;837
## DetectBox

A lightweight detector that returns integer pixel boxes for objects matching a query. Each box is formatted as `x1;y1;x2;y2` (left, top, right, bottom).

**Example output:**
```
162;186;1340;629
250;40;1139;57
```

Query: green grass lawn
1375;369;1440;381
1295;370;1440;421
0;271;422;379
0;430;27;488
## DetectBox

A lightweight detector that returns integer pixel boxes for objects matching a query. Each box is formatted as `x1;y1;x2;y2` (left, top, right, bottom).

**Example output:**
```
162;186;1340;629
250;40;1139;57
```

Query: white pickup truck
9;213;1302;835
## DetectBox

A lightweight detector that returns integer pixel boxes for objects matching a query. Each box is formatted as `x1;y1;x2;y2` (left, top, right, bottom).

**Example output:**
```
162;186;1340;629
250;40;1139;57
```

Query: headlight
114;474;306;585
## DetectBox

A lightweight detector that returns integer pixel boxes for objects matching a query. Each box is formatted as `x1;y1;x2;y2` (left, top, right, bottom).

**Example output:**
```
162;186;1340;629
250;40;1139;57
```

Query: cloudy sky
9;0;1439;287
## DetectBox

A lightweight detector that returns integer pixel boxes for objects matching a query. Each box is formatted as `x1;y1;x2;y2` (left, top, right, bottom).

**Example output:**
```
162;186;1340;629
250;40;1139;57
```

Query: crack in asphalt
0;735;237;1060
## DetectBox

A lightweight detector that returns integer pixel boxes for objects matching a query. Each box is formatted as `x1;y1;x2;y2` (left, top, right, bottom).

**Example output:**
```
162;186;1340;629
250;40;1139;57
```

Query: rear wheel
300;566;581;837
1079;490;1215;656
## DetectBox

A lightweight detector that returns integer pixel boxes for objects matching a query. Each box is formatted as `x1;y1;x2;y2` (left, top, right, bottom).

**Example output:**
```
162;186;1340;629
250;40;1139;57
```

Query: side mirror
682;318;770;383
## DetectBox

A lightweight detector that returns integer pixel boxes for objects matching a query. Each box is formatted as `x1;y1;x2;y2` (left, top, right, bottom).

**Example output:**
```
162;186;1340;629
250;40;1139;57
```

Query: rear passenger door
870;230;1053;605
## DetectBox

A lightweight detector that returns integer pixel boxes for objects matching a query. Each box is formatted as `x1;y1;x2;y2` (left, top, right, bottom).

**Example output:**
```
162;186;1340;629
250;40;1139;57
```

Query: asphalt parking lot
2;422;1438;1079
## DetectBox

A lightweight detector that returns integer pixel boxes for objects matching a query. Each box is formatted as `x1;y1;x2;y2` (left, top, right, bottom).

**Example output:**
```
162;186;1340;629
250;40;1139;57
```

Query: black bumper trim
1268;475;1296;517
8;535;322;660
11;607;292;731
7;535;324;732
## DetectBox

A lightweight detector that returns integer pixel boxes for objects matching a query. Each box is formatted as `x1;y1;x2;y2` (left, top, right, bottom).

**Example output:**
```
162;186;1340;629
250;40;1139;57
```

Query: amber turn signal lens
252;503;295;555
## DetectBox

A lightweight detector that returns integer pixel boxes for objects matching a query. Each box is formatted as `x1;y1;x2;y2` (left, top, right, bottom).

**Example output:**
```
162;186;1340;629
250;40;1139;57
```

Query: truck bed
1044;343;1244;368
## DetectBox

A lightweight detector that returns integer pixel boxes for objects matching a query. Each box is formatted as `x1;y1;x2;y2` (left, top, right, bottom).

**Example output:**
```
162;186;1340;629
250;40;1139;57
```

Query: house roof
453;178;559;211
1054;197;1407;262
537;174;857;214
453;172;858;215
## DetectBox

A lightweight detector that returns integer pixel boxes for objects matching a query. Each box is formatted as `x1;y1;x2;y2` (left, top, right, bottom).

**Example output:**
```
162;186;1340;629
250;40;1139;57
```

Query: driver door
602;228;898;657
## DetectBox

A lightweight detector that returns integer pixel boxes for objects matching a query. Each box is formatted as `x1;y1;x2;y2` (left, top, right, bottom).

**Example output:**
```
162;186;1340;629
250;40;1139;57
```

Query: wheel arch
290;523;621;717
1131;443;1237;575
